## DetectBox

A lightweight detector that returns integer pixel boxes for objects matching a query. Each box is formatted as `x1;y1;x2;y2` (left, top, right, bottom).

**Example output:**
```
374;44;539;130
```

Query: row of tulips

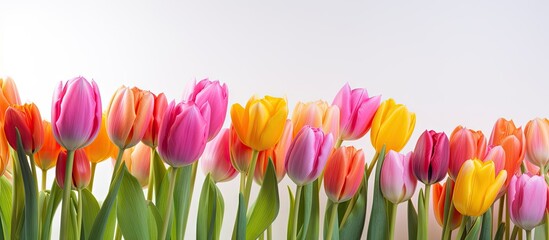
0;76;547;240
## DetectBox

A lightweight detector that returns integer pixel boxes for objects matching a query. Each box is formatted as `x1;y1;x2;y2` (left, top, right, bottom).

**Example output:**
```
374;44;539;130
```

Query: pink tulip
142;93;168;148
448;126;487;180
332;83;381;141
508;174;547;230
285;126;333;186
56;149;91;189
200;128;238;183
158;101;209;168
381;150;417;204
323;146;365;202
525;118;549;168
51;76;102;150
186;79;228;141
411;130;449;184
482;146;506;175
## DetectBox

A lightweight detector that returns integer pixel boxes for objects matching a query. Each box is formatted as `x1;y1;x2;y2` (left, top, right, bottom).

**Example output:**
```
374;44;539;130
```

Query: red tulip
411;130;450;184
142;93;168;148
4;103;44;155
56;149;91;189
448;126;486;180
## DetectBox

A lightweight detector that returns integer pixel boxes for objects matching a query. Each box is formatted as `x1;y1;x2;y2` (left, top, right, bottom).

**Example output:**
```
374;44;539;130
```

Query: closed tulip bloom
448;126;487;180
229;125;254;173
285;126;333;186
453;159;507;217
525;118;549;168
482;146;506;175
107;86;154;149
381;150;417;204
34;121;62;170
200;128;238;183
254;120;293;184
56;149;91;189
158;101;209;168
370;98;416;153
508;174;547;230
186;79;229;141
0;77;21;122
142;93;168;148
324;146;365;203
432;181;462;230
411;130;450;184
4;103;44;155
489;118;525;185
0;126;10;176
332;83;380;141
291;100;339;140
230;95;288;151
83;114;117;163
119;143;151;187
52;77;102;150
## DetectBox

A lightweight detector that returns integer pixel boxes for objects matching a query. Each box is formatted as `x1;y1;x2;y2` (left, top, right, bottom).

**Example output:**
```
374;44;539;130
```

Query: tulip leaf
296;182;312;240
465;216;483;240
339;161;371;239
480;207;492;240
155;167;174;239
287;186;295;240
10;149;24;239
235;193;247;240
0;176;12;239
147;202;161;239
68;192;78;239
197;174;225;240
494;223;505;240
417;188;425;240
367;145;389;240
89;163;125;239
81;188;100;240
15;129;38;240
117;165;150;240
322;200;339;240
152;149;166;200
407;200;418;240
40;181;62;239
305;180;319;240
246;159;279;240
173;164;193;239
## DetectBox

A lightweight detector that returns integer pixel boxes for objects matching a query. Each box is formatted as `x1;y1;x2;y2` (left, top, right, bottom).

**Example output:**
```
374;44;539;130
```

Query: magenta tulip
332;83;381;141
411;130;449;184
200;128;238;183
285;126;333;186
157;101;209;168
381;150;417;204
51;76;102;150
186;78;228;141
508;174;547;230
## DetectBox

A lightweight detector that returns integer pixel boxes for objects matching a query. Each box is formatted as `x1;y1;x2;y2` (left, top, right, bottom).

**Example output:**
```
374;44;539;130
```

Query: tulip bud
0;77;21;122
4;103;44;155
285;126;333;186
448;126;487;180
370;98;416;153
525;118;549;168
432;181;462;230
34;121;62;170
508;174;547;230
411;130;450;184
324;146;365;202
119;143;151;187
142;93;168;148
56;149;91;189
291;101;339;140
254;120;293;184
201;129;238;183
381;150;417;204
229;125;254;173
52;76;102;150
186;79;229;141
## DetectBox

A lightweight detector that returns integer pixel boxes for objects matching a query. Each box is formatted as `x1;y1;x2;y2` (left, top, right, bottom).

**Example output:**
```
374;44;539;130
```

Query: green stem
41;168;47;192
366;151;381;178
111;147;125;183
506;195;511;240
441;201;454;240
388;203;397;240
267;225;272;240
77;188;83;240
497;196;505;231
88;162;96;191
147;148;156;201
455;216;468;240
335;138;343;148
526;229;532;240
290;185;303;240
510;225;520;240
339;191;358;228
115;226;122;240
29;154;38;187
239;172;246;194
243;150;259;205
545;211;549;240
421;184;431;240
326;202;339;240
60;150;75;240
160;167;178;240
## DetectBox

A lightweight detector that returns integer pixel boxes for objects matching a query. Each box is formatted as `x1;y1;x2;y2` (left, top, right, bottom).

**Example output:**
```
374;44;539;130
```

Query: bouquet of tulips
0;76;547;240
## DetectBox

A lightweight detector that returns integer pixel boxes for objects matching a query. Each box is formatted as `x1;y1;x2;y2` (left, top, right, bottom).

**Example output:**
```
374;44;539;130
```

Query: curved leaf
117;166;150;239
15;129;38;240
89;164;125;239
81;189;100;240
366;145;389;240
0;176;12;239
246;160;279;240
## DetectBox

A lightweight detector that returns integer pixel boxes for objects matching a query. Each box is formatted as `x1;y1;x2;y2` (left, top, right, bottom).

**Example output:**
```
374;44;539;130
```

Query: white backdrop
1;1;549;239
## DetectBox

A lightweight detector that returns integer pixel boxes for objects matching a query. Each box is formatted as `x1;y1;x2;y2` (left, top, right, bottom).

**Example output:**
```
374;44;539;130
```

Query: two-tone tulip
229;125;254;173
489;118;525;185
34;121;62;170
254;120;292;184
0;77;21;122
482;146;506;175
56;149;91;189
381;150;417;204
200;128;238;183
432;181;462;230
324;146;365;202
508;174;547;231
4;103;44;155
524;118;549;169
119;142;151;187
291;100;339;140
83;114;117;164
411;130;450;184
142;93;168;148
370;98;415;153
448;126;487;180
186;79;228;141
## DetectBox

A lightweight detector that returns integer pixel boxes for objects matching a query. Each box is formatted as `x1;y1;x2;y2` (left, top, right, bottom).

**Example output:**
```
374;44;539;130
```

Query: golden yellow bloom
83;114;117;163
230;95;288;151
452;159;507;216
370;98;416;152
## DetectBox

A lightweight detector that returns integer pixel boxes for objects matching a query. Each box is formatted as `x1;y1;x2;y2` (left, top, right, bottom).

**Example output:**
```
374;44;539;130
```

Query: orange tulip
3;103;44;155
34;121;62;170
142;93;168;148
0;124;10;176
118;143;151;187
83;114;117;163
488;118;525;185
0;77;21;122
291;101;339;140
432;181;462;230
254;120;293;184
323;146;365;202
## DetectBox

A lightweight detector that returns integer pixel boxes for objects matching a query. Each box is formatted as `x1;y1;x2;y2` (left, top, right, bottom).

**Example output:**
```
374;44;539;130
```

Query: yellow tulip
370;98;416;152
452;159;507;216
230;95;288;151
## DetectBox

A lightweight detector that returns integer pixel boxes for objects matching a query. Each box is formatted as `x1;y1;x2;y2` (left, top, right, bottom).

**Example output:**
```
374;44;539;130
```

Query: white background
1;1;549;239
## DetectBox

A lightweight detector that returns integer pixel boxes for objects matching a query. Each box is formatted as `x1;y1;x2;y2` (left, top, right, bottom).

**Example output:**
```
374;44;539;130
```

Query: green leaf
89;163;125;239
117;165;150;239
246;160;279;240
152;149;166;200
15;129;38;240
322;200;339;240
407;200;418;240
417;188;425;240
494;223;505;240
0;176;12;239
174;164;194;239
366;145;389;240
297;182;312;240
147;202;161;239
479;207;492;240
305;180;319;240
155;167;174;239
214;186;224;240
40;181;62;240
464;216;483;240
287;186;295;240
197;174;224;240
81;189;100;240
339;162;369;240
235;193;246;240
10;148;24;239
68;192;78;239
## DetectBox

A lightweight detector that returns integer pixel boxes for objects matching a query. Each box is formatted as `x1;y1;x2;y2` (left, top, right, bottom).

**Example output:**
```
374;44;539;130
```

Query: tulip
323;146;365;202
411;130;450;184
0;126;10;176
525;118;549;169
489;118;525;185
230;95;288;151
448;126;487;180
52;77;102;151
508;174;547;231
107;86;154;150
34;121;62;171
158;101;209;168
186;79;228;141
118;143;151;187
200;128;238;183
254;120;293;184
285;126;333;186
370;98;416;153
381;150;417;204
482;146;505;175
56;149;91;189
0;77;21;122
142;93;168;148
229;125;254;173
83;114;117;164
432;181;462;230
291;100;339;140
332;83;380;142
452;159;507;217
4;103;44;155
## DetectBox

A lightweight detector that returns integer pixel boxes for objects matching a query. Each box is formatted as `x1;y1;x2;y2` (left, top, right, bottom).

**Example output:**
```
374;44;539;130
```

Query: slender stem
526;229;532;240
60;150;75;240
506;195;511;240
441;201;454;240
290;185;303;240
77;188;83;240
366;151;381;178
160;167;178;240
455;216;468;240
335;138;343;148
545;211;549;240
115;226;122;240
111;147;124;183
88;162;97;192
147;147;156;201
326;202;339;240
41;168;47;192
29;154;38;187
267;225;272;240
422;184;431;240
388;202;397;240
244;150;259;205
510;225;520;240
239;172;246;193
497;196;505;229
339;192;358;228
